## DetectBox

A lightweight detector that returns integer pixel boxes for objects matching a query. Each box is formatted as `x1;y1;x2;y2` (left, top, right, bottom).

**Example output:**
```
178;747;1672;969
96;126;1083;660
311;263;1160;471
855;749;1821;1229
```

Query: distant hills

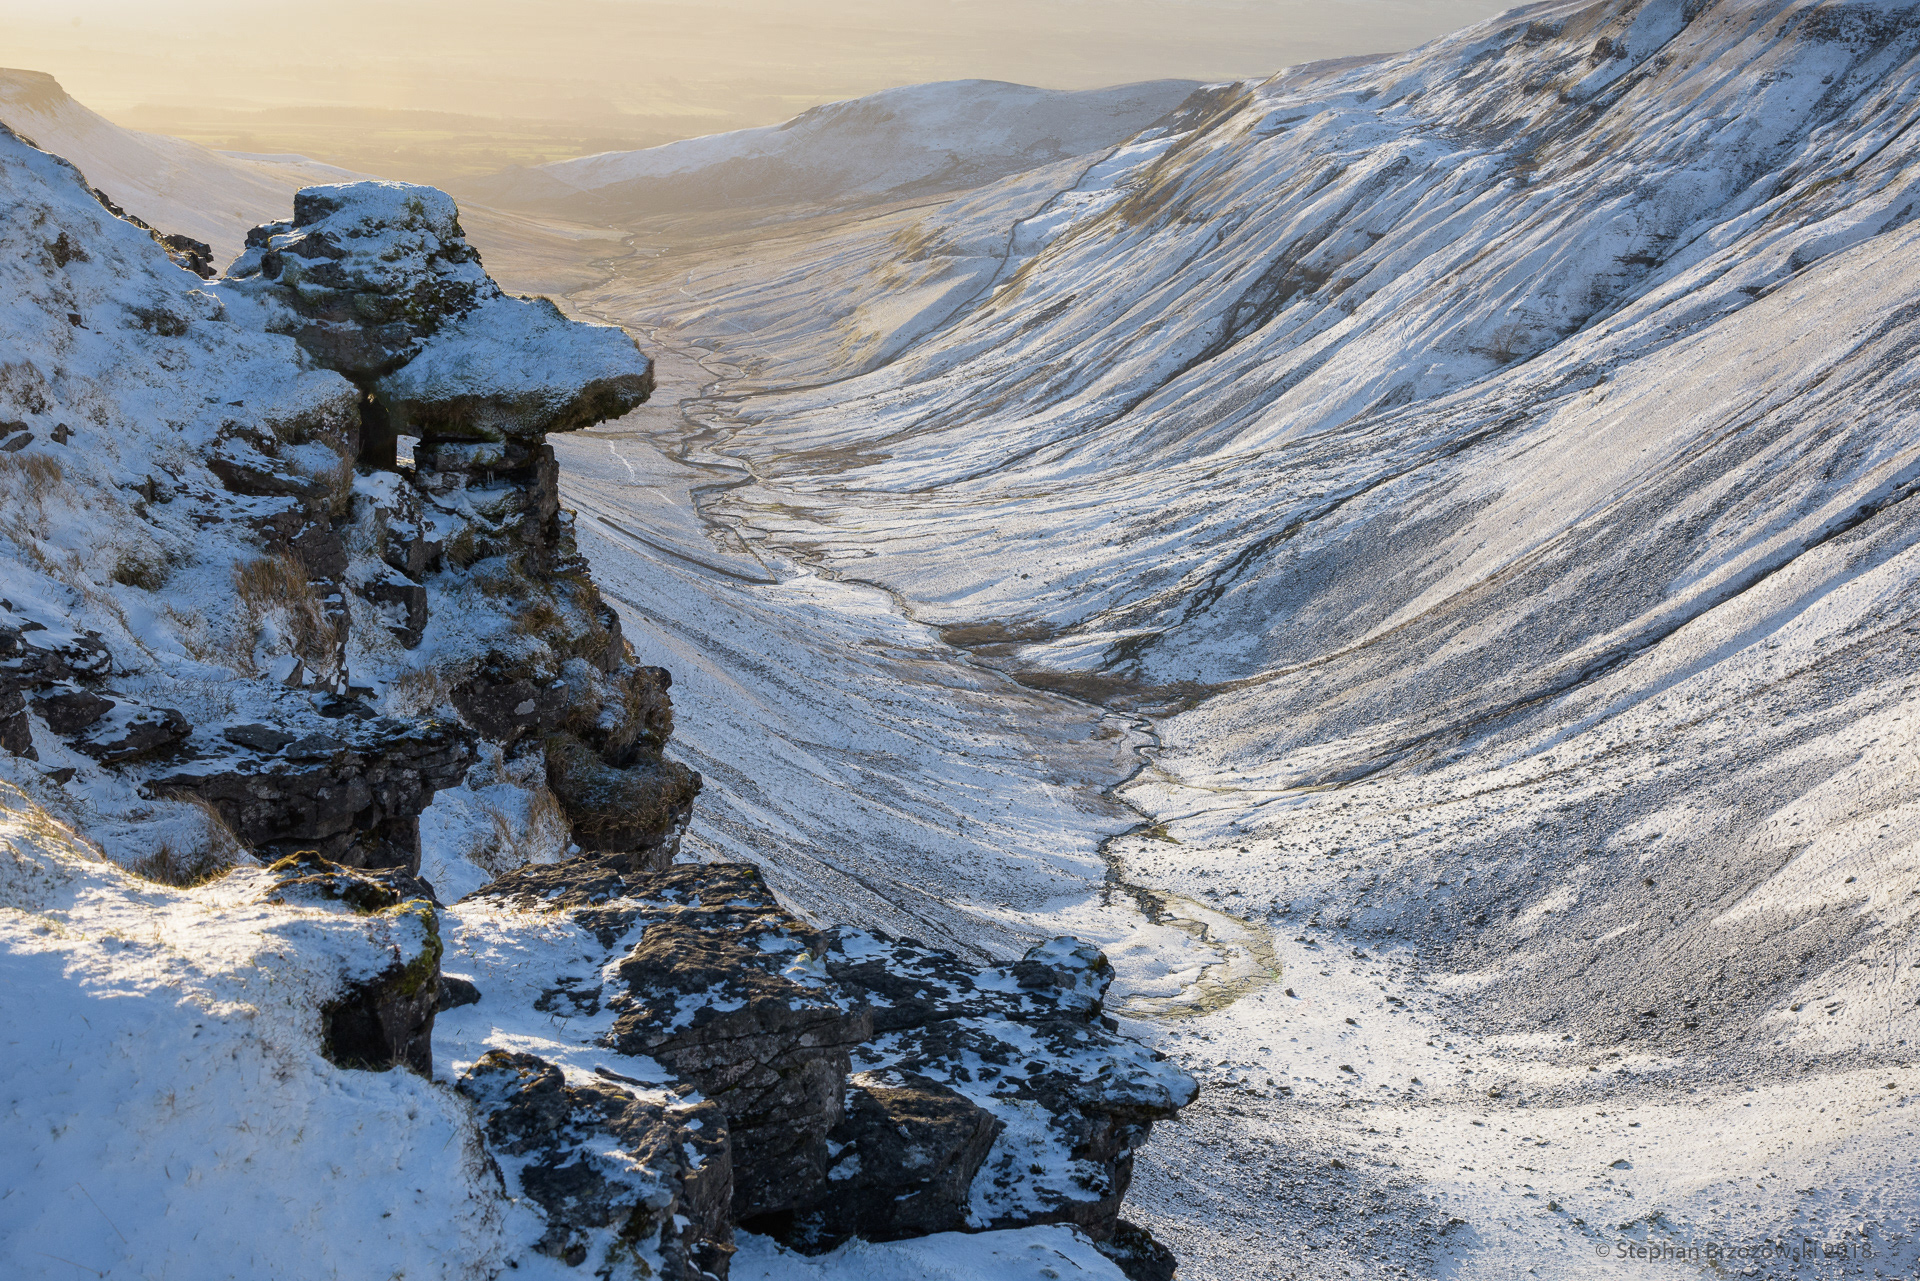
456;78;1204;220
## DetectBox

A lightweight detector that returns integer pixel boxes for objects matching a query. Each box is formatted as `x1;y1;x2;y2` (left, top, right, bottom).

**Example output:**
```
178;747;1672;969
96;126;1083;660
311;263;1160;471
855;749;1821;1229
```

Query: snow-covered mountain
553;0;1920;1275
461;78;1203;218
0;68;626;298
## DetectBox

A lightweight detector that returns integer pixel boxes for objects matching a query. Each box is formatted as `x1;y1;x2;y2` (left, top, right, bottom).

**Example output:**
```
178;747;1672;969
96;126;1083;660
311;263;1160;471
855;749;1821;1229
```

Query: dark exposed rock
0;620;112;761
284;732;346;761
451;670;569;744
1097;1219;1181;1281
31;688;113;735
475;849;636;918
208;436;333;499
222;723;296;753
156;716;475;872
353;569;429;649
457;1050;732;1279
822;931;1196;1241
87;184;216;277
436;974;481;1011
157;232;215;280
754;1070;1003;1251
260;852;443;1076
545;731;701;870
0;621;112;688
68;699;192;764
599;864;872;1221
0;688;32;758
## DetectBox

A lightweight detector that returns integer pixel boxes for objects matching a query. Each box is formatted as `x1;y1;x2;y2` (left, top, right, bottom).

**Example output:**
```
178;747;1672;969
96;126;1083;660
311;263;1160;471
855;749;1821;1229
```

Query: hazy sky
5;0;1513;125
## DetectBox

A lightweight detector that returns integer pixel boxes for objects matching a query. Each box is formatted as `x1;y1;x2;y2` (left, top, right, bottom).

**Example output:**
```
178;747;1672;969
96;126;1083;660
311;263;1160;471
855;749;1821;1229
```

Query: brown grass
233;553;333;671
385;666;452;717
130;794;249;887
112;546;172;590
298;449;357;522
0;451;63;499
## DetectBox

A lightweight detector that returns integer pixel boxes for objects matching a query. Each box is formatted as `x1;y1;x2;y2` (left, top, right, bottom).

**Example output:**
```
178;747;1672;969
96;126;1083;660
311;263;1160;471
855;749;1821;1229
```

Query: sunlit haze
2;0;1509;183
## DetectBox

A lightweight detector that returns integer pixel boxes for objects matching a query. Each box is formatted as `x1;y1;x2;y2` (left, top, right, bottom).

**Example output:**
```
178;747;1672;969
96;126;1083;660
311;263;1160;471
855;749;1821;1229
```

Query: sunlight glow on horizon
3;0;1513;120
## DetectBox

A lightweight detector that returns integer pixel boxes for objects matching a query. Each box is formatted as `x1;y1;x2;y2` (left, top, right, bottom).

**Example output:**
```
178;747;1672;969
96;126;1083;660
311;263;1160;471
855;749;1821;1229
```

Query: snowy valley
5;0;1920;1278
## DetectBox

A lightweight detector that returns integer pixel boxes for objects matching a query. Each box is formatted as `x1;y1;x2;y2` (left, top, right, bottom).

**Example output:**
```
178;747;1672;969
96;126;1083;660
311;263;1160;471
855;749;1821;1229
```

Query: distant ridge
0;68;356;265
459;78;1205;219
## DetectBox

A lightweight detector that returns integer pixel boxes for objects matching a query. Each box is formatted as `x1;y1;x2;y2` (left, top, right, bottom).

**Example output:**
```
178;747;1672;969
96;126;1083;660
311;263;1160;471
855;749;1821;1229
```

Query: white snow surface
0;782;512;1280
730;1226;1128;1280
462;78;1202;216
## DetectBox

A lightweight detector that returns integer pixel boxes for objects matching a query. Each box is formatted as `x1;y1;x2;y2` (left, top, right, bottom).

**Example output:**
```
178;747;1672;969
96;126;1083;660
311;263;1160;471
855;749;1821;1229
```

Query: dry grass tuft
299;449;357;522
386;666;453;718
233;553;333;672
112;546;172;591
0;451;63;499
510;599;564;637
130;794;249;887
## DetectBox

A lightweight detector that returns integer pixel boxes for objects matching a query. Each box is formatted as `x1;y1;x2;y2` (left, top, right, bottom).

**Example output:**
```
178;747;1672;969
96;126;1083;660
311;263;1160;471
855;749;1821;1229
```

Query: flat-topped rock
219;180;653;453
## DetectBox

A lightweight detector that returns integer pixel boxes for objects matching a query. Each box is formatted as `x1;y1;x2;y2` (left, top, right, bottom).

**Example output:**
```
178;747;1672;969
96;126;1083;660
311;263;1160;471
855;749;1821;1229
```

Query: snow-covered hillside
461;79;1202;219
12;0;1920;1275
549;0;1920;1276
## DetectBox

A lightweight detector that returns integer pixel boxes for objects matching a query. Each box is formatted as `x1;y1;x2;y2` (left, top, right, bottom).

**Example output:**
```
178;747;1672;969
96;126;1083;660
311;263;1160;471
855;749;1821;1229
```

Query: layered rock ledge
446;857;1197;1278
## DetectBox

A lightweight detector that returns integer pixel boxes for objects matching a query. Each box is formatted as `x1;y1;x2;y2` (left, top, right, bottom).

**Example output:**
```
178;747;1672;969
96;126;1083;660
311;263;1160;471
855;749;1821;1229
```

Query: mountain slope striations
562;1;1920;1276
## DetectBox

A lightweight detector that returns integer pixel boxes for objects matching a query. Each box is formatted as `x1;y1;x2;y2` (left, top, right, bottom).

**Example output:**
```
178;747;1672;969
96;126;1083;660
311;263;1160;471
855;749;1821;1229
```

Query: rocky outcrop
814;930;1194;1244
159;712;474;873
220;183;653;464
791;1071;1003;1246
462;857;1195;1269
209;181;699;871
2;173;697;882
458;1052;732;1280
0;614;120;761
260;851;443;1075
